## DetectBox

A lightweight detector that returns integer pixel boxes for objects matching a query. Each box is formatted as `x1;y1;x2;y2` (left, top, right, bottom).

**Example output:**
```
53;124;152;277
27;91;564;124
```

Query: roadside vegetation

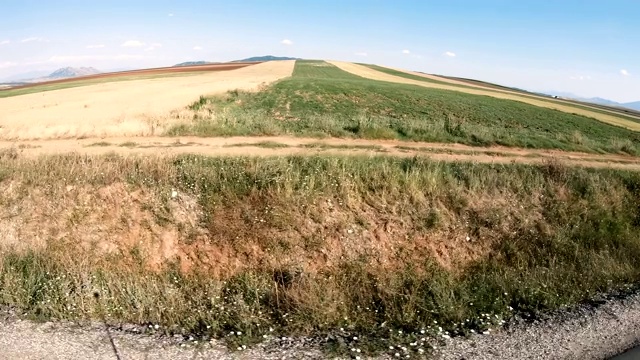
168;60;640;155
0;153;639;355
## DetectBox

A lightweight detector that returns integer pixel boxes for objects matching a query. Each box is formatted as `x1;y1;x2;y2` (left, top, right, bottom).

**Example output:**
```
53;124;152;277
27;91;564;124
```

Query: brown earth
2;136;639;171
0;61;295;140
328;61;640;132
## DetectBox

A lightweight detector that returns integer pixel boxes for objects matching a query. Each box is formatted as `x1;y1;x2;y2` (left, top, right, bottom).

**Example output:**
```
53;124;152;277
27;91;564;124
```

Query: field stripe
329;61;640;132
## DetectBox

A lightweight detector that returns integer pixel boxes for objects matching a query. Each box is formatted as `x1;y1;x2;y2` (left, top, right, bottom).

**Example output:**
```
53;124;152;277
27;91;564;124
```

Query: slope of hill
48;67;101;79
624;101;640;111
168;60;640;154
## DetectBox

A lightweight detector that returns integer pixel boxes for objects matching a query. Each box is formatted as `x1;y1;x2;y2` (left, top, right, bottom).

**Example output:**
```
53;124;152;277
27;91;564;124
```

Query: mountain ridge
48;67;101;79
543;91;640;111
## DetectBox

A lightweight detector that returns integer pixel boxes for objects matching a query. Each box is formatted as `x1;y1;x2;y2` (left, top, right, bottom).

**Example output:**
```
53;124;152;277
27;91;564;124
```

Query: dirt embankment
0;61;296;140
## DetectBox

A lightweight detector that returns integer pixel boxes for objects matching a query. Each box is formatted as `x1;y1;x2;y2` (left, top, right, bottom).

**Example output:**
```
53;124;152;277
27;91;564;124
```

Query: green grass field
364;63;640;126
169;60;640;155
1;153;640;354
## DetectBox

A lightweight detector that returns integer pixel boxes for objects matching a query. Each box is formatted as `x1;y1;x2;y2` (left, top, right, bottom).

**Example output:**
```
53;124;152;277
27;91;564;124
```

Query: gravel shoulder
434;290;640;360
1;290;640;359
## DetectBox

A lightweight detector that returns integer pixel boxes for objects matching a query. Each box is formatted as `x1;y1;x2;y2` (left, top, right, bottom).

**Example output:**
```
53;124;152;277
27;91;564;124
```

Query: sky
0;0;638;102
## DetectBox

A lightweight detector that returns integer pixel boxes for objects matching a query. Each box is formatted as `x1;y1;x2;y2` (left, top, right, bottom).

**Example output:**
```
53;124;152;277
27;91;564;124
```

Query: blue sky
0;0;638;102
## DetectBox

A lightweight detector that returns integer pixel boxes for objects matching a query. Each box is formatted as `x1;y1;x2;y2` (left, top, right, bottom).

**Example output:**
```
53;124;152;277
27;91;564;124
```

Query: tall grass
168;61;640;155
0;154;639;353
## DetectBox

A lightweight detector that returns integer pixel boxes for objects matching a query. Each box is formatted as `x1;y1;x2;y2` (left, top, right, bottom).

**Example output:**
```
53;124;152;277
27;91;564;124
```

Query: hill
232;55;300;62
624;101;640;111
48;67;101;79
169;60;640;153
173;61;214;67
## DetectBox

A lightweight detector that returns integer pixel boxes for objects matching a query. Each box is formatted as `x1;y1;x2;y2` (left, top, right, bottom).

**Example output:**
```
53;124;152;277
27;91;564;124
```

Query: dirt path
2;136;639;171
0;61;295;140
328;61;640;132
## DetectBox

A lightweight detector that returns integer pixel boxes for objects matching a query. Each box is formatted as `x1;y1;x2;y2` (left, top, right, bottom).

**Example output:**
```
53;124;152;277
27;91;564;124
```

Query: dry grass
0;153;639;355
0;61;295;140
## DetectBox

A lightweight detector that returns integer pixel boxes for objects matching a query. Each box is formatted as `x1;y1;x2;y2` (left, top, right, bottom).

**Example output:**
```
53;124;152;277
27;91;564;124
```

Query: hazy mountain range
48;67;100;79
173;56;299;67
544;91;640;111
0;67;101;84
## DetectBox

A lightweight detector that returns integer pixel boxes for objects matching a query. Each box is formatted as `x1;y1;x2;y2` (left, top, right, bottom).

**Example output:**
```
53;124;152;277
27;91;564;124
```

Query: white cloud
444;51;456;57
402;49;410;54
0;61;17;69
121;40;145;47
21;37;44;43
86;44;105;49
145;43;162;51
621;69;630;76
193;46;203;50
0;40;10;45
168;13;174;17
355;52;368;57
281;39;293;45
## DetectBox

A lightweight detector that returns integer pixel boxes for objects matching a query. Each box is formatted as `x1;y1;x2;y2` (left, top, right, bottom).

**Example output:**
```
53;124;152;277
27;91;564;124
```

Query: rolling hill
232;55;300;62
173;61;214;67
48;67;101;79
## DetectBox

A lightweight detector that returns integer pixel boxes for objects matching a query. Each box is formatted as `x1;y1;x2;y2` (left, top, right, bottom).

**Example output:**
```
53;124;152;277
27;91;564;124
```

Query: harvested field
0;61;295;140
330;61;640;131
0;62;258;94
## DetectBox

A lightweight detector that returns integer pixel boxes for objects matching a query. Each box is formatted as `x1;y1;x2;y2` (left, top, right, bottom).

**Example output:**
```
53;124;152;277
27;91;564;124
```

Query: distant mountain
0;70;51;82
173;61;214;67
585;97;621;107
543;91;640;111
232;55;300;62
624;101;640;111
48;67;101;79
